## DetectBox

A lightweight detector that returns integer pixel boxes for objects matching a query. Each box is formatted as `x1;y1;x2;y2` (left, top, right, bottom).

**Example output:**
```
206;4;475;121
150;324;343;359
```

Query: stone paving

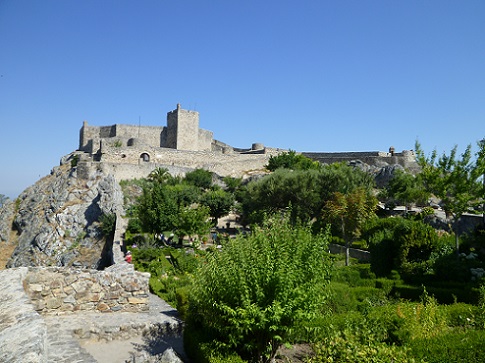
44;294;185;363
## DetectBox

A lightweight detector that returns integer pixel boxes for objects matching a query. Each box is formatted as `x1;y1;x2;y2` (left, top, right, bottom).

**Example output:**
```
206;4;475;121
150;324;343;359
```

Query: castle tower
166;103;200;150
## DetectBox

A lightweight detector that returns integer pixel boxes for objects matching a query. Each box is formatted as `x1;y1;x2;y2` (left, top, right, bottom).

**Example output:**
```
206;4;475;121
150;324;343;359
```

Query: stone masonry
23;265;150;314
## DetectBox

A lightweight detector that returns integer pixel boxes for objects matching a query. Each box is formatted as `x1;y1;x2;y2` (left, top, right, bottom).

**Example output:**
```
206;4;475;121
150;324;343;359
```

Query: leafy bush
99;213;117;238
307;330;414;363
187;216;333;363
184;328;247;363
408;330;485;363
364;217;441;279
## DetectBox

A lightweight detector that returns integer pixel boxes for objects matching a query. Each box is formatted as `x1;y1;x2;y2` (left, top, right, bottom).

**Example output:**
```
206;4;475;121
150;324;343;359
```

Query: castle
76;104;418;181
76;104;280;180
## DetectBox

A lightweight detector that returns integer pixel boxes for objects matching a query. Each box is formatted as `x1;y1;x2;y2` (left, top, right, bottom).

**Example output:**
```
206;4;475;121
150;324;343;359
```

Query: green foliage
70;154;79;168
184;328;247;363
386;169;429;208
137;182;179;234
407;329;485;362
148;167;174;184
415;141;485;252
200;189;235;224
187;216;333;363
174;205;211;241
185;168;213;190
126;217;143;234
239;164;375;225
322;187;378;265
167;183;201;206
132;247;203;309
308;331;415;363
223;176;243;193
266;150;321;171
364;217;441;279
99;213;116;238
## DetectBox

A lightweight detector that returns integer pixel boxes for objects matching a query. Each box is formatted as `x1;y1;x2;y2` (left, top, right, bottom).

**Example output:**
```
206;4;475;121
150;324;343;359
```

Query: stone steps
44;294;185;363
0;268;185;363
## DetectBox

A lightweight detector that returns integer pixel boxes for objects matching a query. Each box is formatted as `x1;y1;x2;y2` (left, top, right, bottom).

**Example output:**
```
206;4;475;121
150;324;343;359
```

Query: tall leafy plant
187;216;333;363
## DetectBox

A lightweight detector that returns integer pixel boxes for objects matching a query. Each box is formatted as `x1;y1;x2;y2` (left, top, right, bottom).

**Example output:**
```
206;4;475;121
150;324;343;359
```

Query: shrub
408;330;485;363
442;303;478;328
331;264;375;287
364;217;441;279
187;216;332;363
307;330;414;363
184;328;247;363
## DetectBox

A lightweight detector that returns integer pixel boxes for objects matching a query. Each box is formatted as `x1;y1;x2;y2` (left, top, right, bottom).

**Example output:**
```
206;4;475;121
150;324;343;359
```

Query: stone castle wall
302;150;418;170
78;105;418;181
23;265;150;314
77;146;282;181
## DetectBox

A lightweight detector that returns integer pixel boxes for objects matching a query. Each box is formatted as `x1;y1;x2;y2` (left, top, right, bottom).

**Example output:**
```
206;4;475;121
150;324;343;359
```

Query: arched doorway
140;153;150;162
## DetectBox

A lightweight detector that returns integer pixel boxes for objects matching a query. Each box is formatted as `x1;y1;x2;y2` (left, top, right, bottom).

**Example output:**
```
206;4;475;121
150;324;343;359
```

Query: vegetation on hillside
120;146;485;362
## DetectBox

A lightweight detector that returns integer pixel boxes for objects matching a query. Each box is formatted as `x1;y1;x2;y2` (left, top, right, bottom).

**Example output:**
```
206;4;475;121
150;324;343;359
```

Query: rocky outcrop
0;267;47;363
374;164;405;188
0;200;15;244
5;156;124;269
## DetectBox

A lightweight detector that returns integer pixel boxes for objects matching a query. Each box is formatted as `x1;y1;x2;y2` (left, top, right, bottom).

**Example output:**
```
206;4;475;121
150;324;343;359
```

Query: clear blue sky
1;0;484;199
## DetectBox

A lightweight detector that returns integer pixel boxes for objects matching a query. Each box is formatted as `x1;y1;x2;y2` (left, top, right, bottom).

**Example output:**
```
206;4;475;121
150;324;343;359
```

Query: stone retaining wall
23;265;150;314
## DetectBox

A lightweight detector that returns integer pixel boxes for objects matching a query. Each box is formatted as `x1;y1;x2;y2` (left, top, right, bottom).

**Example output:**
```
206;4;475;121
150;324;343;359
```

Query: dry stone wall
24;264;150;314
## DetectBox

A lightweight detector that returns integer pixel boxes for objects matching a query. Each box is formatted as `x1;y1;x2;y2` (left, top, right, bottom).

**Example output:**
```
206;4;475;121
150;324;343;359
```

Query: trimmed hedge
408;329;485;362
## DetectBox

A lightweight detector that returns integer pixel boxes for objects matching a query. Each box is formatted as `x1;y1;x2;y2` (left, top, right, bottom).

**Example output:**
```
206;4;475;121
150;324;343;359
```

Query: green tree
188;216;332;363
166;183;201;207
387;169;429;210
416;141;484;253
323;187;378;266
148;167;174;184
200;189;235;226
239;163;375;225
174;205;211;244
223;176;243;194
184;168;213;190
137;182;178;235
363;217;442;278
266;150;321;171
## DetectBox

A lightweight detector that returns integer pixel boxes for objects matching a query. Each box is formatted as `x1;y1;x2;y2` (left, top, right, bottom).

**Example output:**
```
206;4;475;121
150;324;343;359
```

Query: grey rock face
0;200;15;244
6;161;124;268
374;164;405;188
0;268;47;363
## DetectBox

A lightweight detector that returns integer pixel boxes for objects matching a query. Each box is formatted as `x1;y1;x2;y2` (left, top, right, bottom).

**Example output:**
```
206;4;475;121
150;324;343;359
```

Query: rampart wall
302;150;418;170
77;146;282;181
